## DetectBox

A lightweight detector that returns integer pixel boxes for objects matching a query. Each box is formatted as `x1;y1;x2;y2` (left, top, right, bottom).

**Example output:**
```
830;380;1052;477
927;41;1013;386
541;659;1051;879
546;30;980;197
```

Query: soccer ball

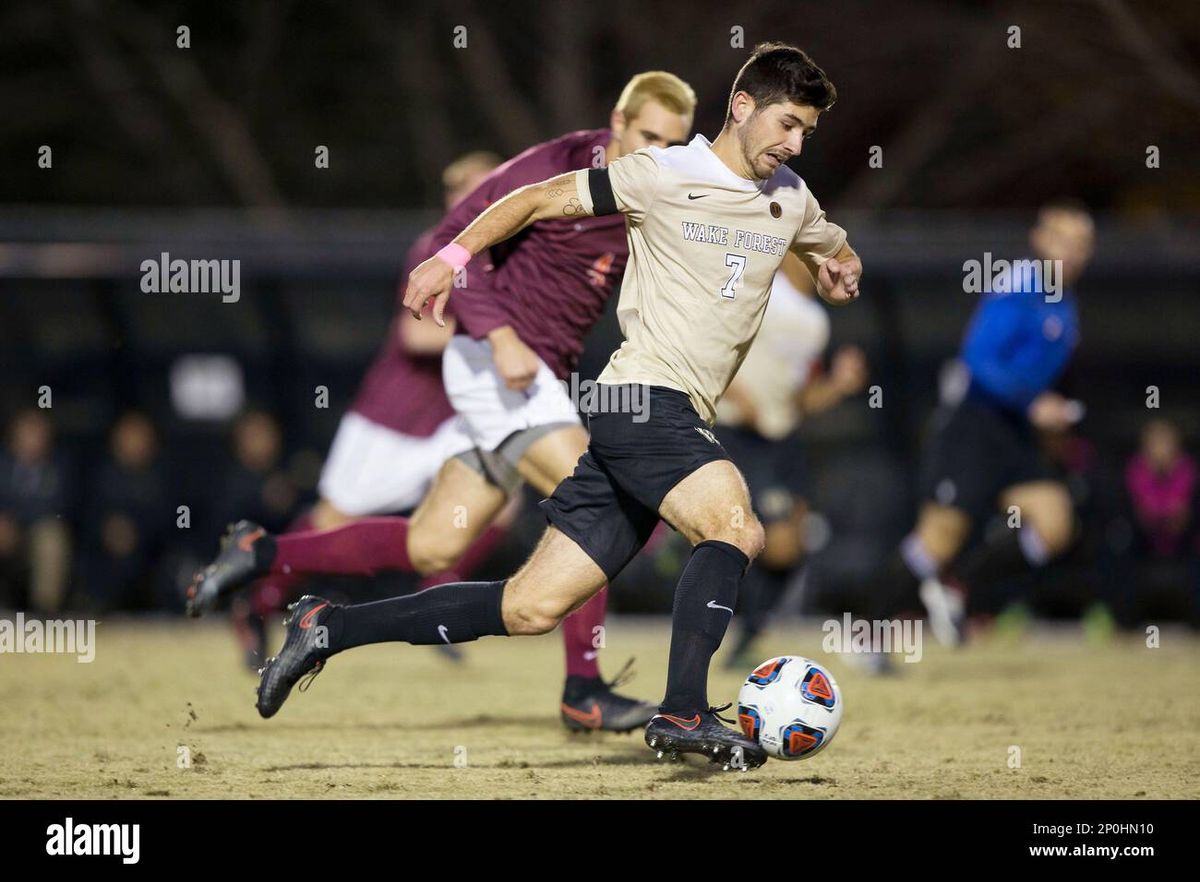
737;656;843;760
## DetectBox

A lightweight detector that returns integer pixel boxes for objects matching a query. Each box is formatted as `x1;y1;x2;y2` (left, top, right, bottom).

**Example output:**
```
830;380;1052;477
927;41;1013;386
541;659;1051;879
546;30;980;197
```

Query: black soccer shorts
540;384;731;581
917;395;1053;519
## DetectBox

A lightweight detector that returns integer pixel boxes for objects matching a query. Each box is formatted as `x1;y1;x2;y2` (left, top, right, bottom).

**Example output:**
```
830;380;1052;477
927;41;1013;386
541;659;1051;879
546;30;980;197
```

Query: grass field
1;616;1197;799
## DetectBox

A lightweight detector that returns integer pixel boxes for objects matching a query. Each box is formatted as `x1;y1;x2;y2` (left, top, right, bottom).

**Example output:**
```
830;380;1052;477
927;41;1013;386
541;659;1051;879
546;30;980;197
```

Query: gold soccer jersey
574;134;846;424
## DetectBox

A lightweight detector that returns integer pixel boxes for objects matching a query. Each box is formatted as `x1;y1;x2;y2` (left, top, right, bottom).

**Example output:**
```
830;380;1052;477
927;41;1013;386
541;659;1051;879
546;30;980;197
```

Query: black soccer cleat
185;520;269;618
644;704;769;771
255;595;335;719
561;659;657;733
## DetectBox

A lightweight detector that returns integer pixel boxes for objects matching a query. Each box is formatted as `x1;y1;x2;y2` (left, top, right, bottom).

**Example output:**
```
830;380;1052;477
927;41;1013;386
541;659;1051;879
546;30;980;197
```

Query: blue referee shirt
960;264;1080;414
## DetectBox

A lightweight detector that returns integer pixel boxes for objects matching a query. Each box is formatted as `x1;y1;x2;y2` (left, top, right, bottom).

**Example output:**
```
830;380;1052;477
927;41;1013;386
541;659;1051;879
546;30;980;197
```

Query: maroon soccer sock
251;510;316;614
268;517;414;577
562;586;607;679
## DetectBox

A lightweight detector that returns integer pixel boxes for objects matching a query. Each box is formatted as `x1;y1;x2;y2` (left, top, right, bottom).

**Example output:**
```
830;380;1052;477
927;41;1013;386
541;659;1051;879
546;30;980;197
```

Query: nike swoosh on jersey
706;600;734;614
437;624;451;643
687;193;708;200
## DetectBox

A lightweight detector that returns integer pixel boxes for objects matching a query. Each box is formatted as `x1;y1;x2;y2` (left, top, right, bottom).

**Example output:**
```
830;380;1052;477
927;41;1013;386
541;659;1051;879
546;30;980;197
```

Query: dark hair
725;42;836;126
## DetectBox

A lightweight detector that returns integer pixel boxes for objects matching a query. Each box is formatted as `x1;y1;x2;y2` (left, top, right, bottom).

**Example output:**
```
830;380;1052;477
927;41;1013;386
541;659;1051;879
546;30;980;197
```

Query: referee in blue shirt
871;201;1095;650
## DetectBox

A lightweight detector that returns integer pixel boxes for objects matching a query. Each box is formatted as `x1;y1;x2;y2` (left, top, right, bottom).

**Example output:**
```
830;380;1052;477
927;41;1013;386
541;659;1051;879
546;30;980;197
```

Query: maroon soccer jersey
430;129;629;379
350;229;457;437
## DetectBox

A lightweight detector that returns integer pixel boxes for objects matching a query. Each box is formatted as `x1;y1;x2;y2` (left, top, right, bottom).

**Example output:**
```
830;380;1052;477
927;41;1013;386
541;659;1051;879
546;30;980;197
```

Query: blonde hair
615;71;696;121
442;150;502;191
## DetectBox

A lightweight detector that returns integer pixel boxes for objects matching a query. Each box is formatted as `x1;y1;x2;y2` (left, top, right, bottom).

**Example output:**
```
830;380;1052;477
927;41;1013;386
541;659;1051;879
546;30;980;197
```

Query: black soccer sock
955;526;1050;593
661;540;749;713
324;580;508;653
253;532;277;571
562;675;603;701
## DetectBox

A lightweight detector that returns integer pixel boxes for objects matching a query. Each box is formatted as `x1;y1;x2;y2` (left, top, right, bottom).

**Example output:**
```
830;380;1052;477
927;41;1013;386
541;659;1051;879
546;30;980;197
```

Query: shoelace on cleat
604;657;638;691
707;702;736;725
297;660;325;693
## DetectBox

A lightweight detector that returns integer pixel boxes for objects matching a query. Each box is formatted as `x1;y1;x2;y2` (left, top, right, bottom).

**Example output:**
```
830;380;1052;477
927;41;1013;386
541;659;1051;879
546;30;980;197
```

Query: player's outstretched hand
403;256;456;326
817;256;862;306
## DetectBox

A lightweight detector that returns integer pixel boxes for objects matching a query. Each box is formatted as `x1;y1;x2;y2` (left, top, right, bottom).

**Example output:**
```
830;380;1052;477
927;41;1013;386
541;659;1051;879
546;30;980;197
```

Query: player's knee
311;499;353;531
1043;523;1073;556
746;518;767;560
1022;490;1075;555
713;517;765;561
1030;507;1074;555
408;535;466;576
505;593;568;636
920;509;970;560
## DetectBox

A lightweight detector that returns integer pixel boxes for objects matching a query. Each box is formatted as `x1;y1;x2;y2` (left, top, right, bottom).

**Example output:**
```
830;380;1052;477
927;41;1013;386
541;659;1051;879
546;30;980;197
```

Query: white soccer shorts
441;335;580;453
318;411;474;516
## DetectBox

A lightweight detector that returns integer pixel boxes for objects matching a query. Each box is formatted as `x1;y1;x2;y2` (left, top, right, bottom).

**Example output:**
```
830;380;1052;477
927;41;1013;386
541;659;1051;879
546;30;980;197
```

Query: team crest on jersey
769;201;782;218
694;427;719;445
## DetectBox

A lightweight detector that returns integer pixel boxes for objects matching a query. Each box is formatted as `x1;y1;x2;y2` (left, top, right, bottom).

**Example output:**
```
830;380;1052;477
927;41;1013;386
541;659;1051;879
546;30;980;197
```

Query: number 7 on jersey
721;253;747;300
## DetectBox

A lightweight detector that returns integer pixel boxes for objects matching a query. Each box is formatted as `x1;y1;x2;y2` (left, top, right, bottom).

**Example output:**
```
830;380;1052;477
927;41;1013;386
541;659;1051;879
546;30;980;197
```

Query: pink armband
435;243;472;270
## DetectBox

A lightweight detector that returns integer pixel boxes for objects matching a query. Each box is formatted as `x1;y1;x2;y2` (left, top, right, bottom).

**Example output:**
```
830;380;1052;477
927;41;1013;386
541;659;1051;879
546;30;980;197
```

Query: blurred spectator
210;410;299;534
1126;419;1197;558
79;412;170;610
1103;419;1200;628
0;409;74;612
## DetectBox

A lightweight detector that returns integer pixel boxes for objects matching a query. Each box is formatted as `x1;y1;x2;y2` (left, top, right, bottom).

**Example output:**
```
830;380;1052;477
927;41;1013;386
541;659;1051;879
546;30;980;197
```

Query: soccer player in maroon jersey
218;151;503;668
187;72;697;732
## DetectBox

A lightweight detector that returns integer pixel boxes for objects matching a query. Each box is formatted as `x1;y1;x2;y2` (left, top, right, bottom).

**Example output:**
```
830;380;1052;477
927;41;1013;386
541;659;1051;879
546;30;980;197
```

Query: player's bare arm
403;171;592;325
488;325;541;391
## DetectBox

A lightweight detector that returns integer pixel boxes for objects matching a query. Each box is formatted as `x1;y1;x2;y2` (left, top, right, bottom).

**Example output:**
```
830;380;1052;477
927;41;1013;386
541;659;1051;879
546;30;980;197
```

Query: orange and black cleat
185;520;269;618
256;595;336;719
560;657;657;734
644;703;768;771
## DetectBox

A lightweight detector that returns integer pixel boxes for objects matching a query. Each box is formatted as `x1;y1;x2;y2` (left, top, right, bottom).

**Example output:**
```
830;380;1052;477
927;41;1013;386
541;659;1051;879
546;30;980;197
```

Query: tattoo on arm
525;172;591;223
